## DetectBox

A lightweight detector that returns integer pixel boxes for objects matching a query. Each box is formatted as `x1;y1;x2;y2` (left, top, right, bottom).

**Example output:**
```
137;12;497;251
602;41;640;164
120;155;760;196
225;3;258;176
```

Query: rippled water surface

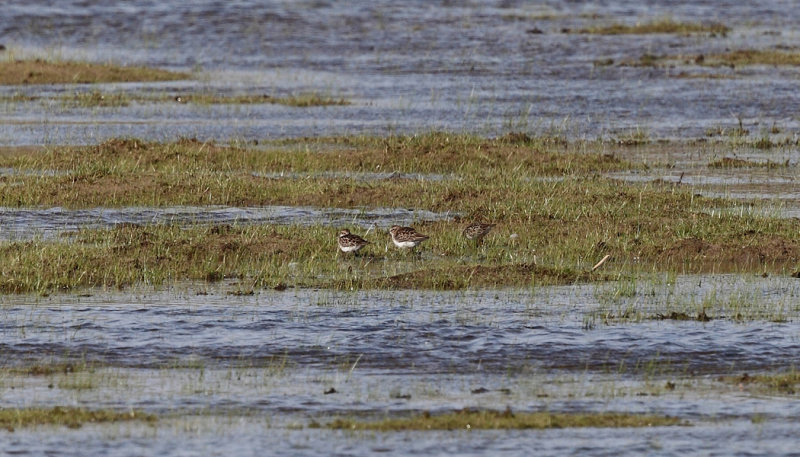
2;276;800;455
2;2;800;455
0;205;454;240
2;0;800;144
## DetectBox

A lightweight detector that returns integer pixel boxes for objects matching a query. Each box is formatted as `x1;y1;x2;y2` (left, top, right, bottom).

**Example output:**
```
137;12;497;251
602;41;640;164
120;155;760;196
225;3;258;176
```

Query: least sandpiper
462;223;496;243
337;229;370;254
389;225;429;249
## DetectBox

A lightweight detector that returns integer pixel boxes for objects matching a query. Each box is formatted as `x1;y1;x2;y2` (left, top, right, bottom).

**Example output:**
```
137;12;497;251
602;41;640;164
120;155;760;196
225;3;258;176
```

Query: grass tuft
707;157;788;169
725;371;800;395
579;18;729;35
0;407;156;431
326;408;684;430
0;59;188;85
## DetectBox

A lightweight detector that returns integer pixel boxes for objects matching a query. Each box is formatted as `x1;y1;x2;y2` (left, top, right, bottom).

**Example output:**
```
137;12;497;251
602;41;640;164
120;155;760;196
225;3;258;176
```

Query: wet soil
654;235;800;270
361;263;608;289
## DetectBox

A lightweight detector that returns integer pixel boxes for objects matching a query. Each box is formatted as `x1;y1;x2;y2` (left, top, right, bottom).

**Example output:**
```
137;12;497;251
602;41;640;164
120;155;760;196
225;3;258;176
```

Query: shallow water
2;2;800;455
603;142;800;217
0;205;454;240
3;421;800;457
1;275;798;373
1;276;800;455
2;1;800;144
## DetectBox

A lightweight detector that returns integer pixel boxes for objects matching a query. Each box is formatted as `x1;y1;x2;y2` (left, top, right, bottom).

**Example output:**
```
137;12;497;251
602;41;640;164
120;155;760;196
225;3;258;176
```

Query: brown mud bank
0;59;189;85
652;235;800;272
351;263;612;290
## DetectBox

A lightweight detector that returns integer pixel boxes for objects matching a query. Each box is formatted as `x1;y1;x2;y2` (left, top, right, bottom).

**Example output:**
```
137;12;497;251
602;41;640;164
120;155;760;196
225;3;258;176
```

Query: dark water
2;277;800;456
3;422;800;457
2;1;800;144
1;287;798;374
0;205;454;240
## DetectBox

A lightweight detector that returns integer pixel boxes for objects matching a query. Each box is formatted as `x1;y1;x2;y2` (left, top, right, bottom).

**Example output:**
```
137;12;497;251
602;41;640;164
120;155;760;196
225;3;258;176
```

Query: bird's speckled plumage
389;225;429;249
337;229;370;253
462;223;496;241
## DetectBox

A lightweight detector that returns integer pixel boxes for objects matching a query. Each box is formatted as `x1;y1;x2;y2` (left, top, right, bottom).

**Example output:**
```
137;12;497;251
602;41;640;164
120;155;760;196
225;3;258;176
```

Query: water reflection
0;205;455;240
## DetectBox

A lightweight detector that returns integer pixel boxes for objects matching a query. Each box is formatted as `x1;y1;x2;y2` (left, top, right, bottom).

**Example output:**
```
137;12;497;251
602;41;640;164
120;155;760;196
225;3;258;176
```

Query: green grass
0;407;156;430
325;408;684;430
0;223;593;293
0;134;798;293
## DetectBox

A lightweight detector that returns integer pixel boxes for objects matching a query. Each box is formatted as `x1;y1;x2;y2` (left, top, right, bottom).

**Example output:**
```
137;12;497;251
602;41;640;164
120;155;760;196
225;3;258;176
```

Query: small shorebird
389;225;429;250
337;229;370;254
462;222;496;244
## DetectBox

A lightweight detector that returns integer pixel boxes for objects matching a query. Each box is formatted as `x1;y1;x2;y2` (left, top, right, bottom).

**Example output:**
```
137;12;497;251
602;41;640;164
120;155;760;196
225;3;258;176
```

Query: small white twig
591;254;611;272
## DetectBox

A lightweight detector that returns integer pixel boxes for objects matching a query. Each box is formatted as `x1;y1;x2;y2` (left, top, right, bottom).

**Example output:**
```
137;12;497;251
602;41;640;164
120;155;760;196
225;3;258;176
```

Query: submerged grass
0;407;156;430
7;361;93;376
726;371;800;395
707;157;788;169
62;90;133;108
623;49;800;69
579;18;728;35
326;408;683;430
700;49;800;67
0;59;189;85
1;91;349;108
171;92;350;107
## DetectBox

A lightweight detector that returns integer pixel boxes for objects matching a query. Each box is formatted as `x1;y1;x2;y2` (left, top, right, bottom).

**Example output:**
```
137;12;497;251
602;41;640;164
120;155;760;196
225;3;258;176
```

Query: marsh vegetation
326;408;683;430
578;18;729;35
0;134;798;293
0;59;188;85
0;407;156;431
3;1;800;454
0;90;350;108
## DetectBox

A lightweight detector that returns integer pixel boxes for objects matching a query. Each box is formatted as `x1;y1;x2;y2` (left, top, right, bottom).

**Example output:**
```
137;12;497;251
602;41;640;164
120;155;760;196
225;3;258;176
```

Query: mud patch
358;263;608;289
656;236;800;269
